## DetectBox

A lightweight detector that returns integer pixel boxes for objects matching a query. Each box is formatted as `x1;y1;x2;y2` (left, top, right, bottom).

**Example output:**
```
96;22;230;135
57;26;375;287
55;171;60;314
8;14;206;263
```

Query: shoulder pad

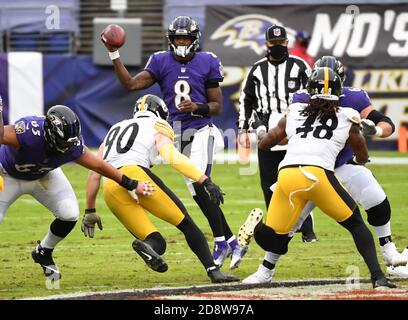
154;119;174;141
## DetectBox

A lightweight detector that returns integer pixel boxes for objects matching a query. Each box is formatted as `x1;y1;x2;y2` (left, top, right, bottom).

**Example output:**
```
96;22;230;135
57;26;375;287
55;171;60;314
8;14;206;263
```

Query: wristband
256;125;267;138
192;103;210;116
85;208;96;214
353;156;370;165
375;126;383;137
120;175;138;191
108;50;120;61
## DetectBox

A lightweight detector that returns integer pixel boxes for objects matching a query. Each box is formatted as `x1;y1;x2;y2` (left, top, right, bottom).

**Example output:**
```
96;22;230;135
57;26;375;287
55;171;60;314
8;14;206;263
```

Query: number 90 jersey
279;103;360;172
102;112;174;169
144;51;224;132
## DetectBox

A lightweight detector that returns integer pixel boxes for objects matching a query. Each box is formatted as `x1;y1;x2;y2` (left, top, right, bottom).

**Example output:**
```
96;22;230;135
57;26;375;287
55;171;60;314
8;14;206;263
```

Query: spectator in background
289;31;314;68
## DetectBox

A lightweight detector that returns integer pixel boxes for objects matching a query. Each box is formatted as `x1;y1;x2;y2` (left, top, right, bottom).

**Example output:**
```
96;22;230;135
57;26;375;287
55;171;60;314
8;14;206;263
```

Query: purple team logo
210;14;296;56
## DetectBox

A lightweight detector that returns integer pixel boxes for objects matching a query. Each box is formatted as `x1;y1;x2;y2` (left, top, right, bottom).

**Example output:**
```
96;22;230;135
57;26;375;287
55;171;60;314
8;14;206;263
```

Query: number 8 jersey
279;103;360;172
144;51;224;132
102;111;174;169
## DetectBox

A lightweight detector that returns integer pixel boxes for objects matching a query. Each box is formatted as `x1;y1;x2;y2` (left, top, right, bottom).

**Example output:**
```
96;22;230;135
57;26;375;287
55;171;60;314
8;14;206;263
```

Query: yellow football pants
266;166;356;234
103;165;186;240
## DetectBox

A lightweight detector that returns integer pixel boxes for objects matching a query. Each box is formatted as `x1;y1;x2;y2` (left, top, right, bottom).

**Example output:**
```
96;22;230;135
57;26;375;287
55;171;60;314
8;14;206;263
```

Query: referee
238;25;317;242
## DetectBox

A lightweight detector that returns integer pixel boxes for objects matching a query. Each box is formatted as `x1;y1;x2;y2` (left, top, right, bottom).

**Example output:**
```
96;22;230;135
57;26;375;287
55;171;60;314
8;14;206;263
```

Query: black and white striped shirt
238;55;311;132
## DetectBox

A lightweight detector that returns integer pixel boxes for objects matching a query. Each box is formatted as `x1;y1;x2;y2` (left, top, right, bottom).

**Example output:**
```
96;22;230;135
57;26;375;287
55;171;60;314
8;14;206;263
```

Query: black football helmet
44;105;81;153
167;16;201;58
313;56;346;83
307;67;342;101
134;94;168;120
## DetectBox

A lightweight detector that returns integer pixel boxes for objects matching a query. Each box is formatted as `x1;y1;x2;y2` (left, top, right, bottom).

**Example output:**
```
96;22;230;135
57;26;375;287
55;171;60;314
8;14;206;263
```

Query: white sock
264;251;281;265
214;236;226;242
373;221;392;240
41;231;63;249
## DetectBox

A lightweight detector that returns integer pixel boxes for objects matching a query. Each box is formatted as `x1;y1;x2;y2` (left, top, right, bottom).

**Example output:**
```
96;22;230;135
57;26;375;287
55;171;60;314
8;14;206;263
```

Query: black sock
177;215;215;270
50;219;76;238
219;207;233;241
300;214;314;234
339;208;383;280
193;182;224;237
143;232;167;255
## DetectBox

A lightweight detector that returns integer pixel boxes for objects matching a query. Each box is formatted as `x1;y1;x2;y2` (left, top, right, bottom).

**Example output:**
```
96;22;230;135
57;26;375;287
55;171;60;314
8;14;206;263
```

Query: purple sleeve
343;87;372;113
207;54;224;82
144;54;160;81
14;118;40;148
291;90;309;104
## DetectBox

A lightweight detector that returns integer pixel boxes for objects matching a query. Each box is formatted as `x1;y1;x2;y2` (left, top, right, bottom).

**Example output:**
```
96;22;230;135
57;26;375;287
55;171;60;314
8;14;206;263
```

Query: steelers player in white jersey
83;94;238;283
239;68;395;288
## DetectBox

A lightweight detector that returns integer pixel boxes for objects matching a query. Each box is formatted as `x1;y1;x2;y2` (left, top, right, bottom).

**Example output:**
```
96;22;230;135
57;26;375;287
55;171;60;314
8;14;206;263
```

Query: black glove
202;177;225;206
120;175;138;191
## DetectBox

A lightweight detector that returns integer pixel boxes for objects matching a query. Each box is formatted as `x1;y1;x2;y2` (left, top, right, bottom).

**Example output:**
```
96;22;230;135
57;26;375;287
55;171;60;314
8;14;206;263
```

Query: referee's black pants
257;148;315;235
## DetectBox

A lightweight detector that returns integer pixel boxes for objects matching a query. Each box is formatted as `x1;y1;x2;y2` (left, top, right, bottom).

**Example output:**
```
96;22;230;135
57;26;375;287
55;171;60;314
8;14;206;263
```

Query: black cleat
132;239;168;273
207;266;240;283
302;232;318;243
31;241;61;280
372;276;397;289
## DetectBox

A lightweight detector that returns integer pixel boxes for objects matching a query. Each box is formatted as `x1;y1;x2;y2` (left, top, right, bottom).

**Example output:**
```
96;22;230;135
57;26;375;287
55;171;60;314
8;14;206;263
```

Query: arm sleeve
238;66;257;128
158;143;204;181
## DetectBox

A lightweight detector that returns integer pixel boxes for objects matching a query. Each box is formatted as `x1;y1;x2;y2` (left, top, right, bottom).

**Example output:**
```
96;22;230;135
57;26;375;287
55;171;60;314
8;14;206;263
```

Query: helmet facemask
44;106;81;153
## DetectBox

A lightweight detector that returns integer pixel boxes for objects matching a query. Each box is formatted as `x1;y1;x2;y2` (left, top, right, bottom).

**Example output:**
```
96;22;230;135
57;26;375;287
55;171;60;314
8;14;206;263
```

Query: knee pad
145;232;167;255
254;223;290;255
366;198;391;227
50;219;77;238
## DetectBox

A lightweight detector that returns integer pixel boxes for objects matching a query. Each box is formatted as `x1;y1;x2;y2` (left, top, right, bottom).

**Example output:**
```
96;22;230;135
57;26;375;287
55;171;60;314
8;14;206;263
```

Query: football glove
361;119;383;137
81;209;103;238
202;177;225;206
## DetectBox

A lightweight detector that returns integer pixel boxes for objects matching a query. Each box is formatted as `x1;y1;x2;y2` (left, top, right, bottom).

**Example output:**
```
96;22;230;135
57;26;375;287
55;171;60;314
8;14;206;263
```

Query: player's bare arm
1;125;21;149
347;123;369;164
360;105;394;137
258;116;287;150
86;144;104;209
177;86;223;116
101;38;155;91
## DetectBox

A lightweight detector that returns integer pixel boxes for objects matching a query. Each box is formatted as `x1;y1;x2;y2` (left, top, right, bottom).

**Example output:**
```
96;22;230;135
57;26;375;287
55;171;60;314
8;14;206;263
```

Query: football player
83;94;239;283
239;68;395;289
0;104;151;280
101;16;247;269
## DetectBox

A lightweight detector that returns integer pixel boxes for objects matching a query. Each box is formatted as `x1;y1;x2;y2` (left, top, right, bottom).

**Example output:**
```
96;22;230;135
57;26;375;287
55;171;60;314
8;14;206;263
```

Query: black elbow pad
366;110;395;134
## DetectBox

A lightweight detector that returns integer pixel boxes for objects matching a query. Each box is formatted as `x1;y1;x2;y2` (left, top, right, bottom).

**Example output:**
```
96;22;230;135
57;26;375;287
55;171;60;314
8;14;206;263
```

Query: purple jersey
144;51;224;132
0;116;84;180
291;87;371;167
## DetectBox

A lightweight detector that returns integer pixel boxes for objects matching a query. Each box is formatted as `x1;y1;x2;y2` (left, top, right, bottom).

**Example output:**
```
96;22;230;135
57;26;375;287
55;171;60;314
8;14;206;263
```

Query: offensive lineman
0;104;150;280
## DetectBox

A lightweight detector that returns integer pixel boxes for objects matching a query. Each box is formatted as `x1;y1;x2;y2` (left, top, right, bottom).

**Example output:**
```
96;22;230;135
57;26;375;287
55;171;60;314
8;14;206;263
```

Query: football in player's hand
101;24;126;48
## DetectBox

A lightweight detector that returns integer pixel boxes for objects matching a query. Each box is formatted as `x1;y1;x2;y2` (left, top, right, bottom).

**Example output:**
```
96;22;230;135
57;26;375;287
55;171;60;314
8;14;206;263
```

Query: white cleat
387;265;408;278
401;247;408;261
242;264;275;284
238;208;263;247
380;242;407;266
229;245;248;270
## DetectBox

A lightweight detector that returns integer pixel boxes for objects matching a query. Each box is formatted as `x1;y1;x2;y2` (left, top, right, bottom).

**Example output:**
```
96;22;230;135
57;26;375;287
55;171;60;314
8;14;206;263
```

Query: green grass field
0;152;407;299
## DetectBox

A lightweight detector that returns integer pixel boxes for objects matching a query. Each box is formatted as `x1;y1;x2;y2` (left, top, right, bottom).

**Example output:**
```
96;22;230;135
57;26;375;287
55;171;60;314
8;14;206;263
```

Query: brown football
101;24;126;48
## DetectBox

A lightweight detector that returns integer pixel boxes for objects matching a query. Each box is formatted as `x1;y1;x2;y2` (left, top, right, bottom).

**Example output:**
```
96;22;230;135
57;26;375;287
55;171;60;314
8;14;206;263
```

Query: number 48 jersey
102;112;174;169
279;103;360;172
